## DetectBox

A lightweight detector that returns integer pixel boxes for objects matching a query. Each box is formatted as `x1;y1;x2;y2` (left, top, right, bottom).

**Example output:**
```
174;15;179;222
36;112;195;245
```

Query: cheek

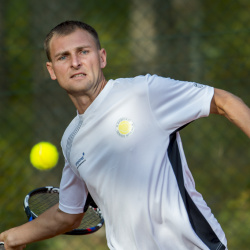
54;66;67;78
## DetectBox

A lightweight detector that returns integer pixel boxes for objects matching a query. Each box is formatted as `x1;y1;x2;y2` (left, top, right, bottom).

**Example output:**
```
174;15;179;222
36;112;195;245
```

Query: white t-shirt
59;74;227;250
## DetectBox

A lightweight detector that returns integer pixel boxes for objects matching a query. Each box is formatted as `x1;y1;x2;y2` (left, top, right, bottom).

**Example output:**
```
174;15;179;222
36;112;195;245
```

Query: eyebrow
54;45;92;59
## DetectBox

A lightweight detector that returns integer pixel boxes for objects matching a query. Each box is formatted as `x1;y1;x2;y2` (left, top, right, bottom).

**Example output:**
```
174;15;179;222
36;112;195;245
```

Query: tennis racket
23;186;104;235
0;242;4;250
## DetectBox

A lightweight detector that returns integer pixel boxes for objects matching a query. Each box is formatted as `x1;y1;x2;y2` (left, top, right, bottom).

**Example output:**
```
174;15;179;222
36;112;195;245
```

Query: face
46;29;107;97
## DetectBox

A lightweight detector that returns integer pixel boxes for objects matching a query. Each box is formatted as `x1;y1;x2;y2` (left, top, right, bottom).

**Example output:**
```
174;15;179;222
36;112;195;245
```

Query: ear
46;62;57;80
99;48;107;69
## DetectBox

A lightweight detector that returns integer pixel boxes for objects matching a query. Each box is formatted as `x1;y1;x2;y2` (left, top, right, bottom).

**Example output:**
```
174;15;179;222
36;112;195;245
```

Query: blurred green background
0;0;249;249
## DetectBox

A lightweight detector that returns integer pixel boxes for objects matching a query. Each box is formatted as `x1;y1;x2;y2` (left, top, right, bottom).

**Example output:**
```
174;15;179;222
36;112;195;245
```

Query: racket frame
23;186;104;235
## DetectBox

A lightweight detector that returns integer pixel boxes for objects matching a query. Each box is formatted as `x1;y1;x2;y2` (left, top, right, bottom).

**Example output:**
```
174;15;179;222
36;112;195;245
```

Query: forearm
210;88;250;138
0;204;83;249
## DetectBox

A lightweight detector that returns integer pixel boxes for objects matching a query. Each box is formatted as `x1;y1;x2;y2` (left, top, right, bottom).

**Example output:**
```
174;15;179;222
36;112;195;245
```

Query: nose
71;55;81;69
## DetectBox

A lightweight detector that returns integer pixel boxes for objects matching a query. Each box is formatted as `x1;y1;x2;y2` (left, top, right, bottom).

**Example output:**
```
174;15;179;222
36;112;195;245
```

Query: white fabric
59;74;227;250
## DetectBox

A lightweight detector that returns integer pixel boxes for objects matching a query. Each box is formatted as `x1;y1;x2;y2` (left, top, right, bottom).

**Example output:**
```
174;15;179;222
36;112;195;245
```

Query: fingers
0;242;26;250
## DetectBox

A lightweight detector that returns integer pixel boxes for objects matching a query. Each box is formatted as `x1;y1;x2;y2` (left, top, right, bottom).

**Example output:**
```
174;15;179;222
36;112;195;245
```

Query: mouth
71;73;86;78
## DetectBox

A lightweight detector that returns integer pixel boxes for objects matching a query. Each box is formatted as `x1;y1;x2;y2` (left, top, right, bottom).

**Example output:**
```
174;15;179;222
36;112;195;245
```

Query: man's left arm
210;88;250;138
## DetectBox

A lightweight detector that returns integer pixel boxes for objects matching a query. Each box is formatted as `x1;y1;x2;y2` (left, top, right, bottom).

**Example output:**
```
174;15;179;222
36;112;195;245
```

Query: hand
0;233;26;250
1;244;26;250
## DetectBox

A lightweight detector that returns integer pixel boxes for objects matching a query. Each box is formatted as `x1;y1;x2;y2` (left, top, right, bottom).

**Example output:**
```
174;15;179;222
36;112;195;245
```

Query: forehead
49;29;97;55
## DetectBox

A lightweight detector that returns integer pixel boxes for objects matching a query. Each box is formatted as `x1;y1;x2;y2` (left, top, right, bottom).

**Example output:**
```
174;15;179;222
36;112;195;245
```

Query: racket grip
0;242;5;250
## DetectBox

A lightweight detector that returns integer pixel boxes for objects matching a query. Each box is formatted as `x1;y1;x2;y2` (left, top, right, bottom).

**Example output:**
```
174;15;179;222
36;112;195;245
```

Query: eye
81;50;89;55
58;55;67;61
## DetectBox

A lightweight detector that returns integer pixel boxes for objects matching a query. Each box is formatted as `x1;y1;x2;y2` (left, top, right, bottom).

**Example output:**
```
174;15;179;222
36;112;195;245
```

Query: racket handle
0;242;5;250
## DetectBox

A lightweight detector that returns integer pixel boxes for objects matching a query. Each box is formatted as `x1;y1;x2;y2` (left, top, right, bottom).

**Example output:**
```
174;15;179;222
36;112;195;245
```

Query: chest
66;93;164;184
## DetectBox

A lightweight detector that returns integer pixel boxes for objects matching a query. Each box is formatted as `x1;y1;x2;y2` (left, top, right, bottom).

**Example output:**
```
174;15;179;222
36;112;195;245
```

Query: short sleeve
147;74;214;132
59;159;88;214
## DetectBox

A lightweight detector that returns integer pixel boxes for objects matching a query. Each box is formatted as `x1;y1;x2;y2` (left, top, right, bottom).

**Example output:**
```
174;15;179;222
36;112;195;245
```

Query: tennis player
0;21;249;250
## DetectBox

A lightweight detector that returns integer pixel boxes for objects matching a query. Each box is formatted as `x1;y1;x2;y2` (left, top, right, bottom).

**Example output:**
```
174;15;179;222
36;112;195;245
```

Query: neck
69;76;108;114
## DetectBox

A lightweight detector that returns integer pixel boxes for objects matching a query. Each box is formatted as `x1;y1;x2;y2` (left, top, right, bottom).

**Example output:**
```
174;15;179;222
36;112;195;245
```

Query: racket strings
78;207;102;229
27;191;103;232
29;192;59;216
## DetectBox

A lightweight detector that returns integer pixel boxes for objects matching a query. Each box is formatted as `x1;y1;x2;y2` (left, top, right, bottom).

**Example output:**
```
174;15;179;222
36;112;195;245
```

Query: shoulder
113;74;162;84
113;75;145;86
111;74;164;93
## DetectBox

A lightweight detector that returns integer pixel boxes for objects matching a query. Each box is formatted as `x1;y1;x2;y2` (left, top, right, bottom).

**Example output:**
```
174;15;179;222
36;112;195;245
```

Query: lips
71;73;86;78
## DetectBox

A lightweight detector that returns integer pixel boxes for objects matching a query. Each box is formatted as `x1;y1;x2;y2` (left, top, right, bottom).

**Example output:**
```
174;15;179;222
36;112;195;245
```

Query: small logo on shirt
75;152;86;169
116;118;134;137
193;83;204;88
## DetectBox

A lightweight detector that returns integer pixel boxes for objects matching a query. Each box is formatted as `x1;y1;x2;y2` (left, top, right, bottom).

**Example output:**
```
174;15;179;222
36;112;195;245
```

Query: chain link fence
0;0;249;249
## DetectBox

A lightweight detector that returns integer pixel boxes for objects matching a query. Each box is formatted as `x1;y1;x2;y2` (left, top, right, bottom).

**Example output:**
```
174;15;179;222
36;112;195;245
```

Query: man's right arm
0;203;84;250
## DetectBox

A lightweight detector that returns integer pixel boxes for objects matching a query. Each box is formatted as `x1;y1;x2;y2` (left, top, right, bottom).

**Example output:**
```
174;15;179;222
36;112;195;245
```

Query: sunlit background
0;0;249;249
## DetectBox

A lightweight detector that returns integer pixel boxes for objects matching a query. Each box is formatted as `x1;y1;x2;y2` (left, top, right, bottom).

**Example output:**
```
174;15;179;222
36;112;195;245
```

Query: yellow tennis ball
30;142;59;170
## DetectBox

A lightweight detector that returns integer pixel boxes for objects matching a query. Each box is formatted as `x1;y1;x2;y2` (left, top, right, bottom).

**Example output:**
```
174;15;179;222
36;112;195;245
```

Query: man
0;20;249;250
